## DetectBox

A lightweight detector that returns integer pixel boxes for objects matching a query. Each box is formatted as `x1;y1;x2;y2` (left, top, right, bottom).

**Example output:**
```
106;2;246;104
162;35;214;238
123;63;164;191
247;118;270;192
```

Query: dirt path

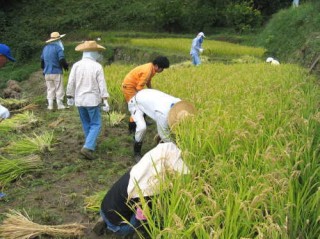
0;71;157;238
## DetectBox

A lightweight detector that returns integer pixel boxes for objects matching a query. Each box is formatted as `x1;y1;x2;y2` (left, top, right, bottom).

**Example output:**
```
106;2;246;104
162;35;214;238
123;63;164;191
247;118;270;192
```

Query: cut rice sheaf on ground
0;209;86;239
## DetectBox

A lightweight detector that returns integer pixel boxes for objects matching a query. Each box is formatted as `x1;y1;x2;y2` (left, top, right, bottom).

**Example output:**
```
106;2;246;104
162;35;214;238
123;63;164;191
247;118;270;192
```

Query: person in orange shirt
121;56;169;160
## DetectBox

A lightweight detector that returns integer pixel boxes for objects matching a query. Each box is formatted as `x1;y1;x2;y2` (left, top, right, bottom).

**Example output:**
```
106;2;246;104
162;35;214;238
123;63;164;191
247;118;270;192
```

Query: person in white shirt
129;88;196;161
93;142;190;237
66;41;110;160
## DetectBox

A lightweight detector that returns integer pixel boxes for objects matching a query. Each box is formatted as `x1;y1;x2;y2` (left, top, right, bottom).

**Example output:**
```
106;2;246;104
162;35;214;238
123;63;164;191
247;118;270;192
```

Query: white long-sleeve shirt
127;142;189;198
66;57;109;107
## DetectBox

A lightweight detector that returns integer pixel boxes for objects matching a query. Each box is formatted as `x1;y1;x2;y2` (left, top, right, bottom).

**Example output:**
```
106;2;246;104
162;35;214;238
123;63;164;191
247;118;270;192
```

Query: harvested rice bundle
84;190;105;212
0;209;86;238
104;111;126;127
0;97;29;110
10;103;38;113
3;131;54;155
0;155;43;188
0;111;38;133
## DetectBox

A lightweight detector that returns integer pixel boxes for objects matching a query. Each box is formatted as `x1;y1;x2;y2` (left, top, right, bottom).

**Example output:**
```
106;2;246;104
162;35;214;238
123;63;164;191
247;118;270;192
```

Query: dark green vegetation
256;0;320;72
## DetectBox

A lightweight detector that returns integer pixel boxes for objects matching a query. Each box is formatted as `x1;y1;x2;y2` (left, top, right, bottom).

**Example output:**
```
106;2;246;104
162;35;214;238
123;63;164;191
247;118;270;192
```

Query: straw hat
168;100;196;128
75;41;106;52
46;32;66;43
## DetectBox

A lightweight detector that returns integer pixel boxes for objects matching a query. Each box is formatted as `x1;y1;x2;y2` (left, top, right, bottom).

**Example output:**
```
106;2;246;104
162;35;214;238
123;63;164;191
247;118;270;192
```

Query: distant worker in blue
41;32;69;110
190;32;205;66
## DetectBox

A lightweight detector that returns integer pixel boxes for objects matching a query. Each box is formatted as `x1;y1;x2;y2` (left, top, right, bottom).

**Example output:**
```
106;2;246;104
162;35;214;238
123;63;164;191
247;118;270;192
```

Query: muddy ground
0;72;157;238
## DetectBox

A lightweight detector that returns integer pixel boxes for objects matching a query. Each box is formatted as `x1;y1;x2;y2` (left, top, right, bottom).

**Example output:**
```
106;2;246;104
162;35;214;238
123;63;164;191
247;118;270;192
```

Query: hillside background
0;0;319;83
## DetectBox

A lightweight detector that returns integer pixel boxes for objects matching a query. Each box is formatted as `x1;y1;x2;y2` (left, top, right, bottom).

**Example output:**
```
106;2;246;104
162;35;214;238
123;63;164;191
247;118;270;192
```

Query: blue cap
0;44;16;62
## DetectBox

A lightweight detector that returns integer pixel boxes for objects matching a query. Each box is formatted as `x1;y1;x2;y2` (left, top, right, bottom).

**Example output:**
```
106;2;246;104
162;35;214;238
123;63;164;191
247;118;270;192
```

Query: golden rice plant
104;111;126;127
0;111;38;134
0;209;86;239
0;155;43;188
2;131;54;155
84;190;105;212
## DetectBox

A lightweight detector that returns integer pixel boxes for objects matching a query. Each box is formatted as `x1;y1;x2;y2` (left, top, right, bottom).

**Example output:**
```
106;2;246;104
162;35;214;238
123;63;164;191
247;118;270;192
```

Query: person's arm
66;64;76;98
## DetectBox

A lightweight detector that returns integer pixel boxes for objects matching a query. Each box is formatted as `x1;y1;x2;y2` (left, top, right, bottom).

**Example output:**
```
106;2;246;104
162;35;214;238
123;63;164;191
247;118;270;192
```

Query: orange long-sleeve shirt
121;63;156;102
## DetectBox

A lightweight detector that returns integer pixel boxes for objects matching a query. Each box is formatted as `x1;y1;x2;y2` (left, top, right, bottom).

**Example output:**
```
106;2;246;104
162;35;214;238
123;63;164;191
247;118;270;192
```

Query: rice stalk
84;190;105;212
0;111;38;134
0;98;29;110
0;209;86;238
104;111;126;127
0;155;43;188
3;131;54;155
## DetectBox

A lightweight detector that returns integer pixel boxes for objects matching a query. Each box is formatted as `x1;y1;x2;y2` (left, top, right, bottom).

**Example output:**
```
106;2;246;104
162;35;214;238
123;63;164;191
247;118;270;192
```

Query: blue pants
100;210;141;237
191;53;201;66
78;106;101;151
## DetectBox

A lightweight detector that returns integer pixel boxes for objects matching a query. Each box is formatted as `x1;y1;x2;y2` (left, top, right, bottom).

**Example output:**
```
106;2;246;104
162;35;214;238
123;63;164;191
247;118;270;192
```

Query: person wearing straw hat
0;43;16;120
190;32;205;66
128;88;196;161
122;56;170;134
93;141;189;238
41;32;69;110
66;40;110;160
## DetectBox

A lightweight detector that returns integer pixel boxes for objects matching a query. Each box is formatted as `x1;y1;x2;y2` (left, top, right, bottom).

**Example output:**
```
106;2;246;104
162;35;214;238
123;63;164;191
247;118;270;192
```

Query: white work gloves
102;99;110;112
199;48;204;53
67;98;74;106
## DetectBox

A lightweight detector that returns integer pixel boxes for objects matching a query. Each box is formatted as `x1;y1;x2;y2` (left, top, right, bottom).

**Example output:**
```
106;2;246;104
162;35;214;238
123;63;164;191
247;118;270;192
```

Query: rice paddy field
0;37;319;239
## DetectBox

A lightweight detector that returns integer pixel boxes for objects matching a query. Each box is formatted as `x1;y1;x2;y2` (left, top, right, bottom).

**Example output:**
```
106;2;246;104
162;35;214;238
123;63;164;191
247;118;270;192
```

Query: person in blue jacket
190;32;205;66
41;32;69;110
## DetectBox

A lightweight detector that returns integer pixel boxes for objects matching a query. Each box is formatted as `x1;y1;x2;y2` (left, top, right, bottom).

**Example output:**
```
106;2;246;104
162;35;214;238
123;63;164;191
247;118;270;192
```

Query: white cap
266;57;274;63
197;32;205;38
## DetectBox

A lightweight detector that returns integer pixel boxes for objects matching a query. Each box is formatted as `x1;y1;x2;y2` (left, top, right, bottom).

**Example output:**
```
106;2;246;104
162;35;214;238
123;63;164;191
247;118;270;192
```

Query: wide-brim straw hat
168;100;196;129
46;32;66;43
75;41;106;52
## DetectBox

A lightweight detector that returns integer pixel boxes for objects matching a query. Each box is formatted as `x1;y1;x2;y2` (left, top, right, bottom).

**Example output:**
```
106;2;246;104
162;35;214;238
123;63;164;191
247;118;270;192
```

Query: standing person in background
121;56;170;133
41;32;68;110
0;43;16;120
190;32;205;66
66;40;110;160
292;0;299;7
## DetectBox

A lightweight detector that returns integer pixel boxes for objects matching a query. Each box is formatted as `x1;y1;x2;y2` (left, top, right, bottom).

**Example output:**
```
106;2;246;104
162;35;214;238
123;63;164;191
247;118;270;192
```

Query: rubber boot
128;121;136;134
57;99;66;110
134;141;142;162
47;99;54;110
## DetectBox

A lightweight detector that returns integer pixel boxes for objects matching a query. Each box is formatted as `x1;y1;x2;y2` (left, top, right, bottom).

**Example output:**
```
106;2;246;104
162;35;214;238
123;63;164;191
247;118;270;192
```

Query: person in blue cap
190;32;205;66
0;43;16;120
0;43;16;68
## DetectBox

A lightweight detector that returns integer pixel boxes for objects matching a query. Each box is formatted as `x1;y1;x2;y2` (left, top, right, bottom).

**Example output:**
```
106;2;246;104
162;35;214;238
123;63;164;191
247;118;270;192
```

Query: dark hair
152;56;170;69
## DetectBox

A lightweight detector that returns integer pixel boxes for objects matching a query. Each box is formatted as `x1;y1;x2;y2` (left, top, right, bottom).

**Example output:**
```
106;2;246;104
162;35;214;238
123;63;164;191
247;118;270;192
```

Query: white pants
45;74;65;100
128;98;171;143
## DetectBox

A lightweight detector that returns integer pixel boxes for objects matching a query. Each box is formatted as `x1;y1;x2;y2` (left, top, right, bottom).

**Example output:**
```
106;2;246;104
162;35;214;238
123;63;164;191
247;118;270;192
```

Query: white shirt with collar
66;56;109;107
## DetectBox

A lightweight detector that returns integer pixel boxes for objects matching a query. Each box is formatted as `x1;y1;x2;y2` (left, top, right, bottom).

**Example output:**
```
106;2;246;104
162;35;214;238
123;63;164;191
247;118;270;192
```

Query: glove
102;99;110;112
199;48;204;53
67;98;74;106
135;207;147;221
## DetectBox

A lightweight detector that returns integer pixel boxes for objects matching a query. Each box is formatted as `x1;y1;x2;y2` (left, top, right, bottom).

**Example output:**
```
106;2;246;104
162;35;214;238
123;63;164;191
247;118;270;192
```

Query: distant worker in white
266;57;280;65
128;88;196;161
190;32;205;66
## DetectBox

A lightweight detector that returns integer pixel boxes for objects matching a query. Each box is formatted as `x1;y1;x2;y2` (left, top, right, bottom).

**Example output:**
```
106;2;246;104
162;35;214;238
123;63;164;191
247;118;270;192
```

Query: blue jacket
41;43;65;74
190;36;203;55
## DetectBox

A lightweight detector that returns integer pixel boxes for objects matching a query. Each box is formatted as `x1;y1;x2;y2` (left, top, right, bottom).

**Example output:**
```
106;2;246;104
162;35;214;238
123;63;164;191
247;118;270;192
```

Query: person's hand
67;98;74;106
102;99;110;112
199;48;204;53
